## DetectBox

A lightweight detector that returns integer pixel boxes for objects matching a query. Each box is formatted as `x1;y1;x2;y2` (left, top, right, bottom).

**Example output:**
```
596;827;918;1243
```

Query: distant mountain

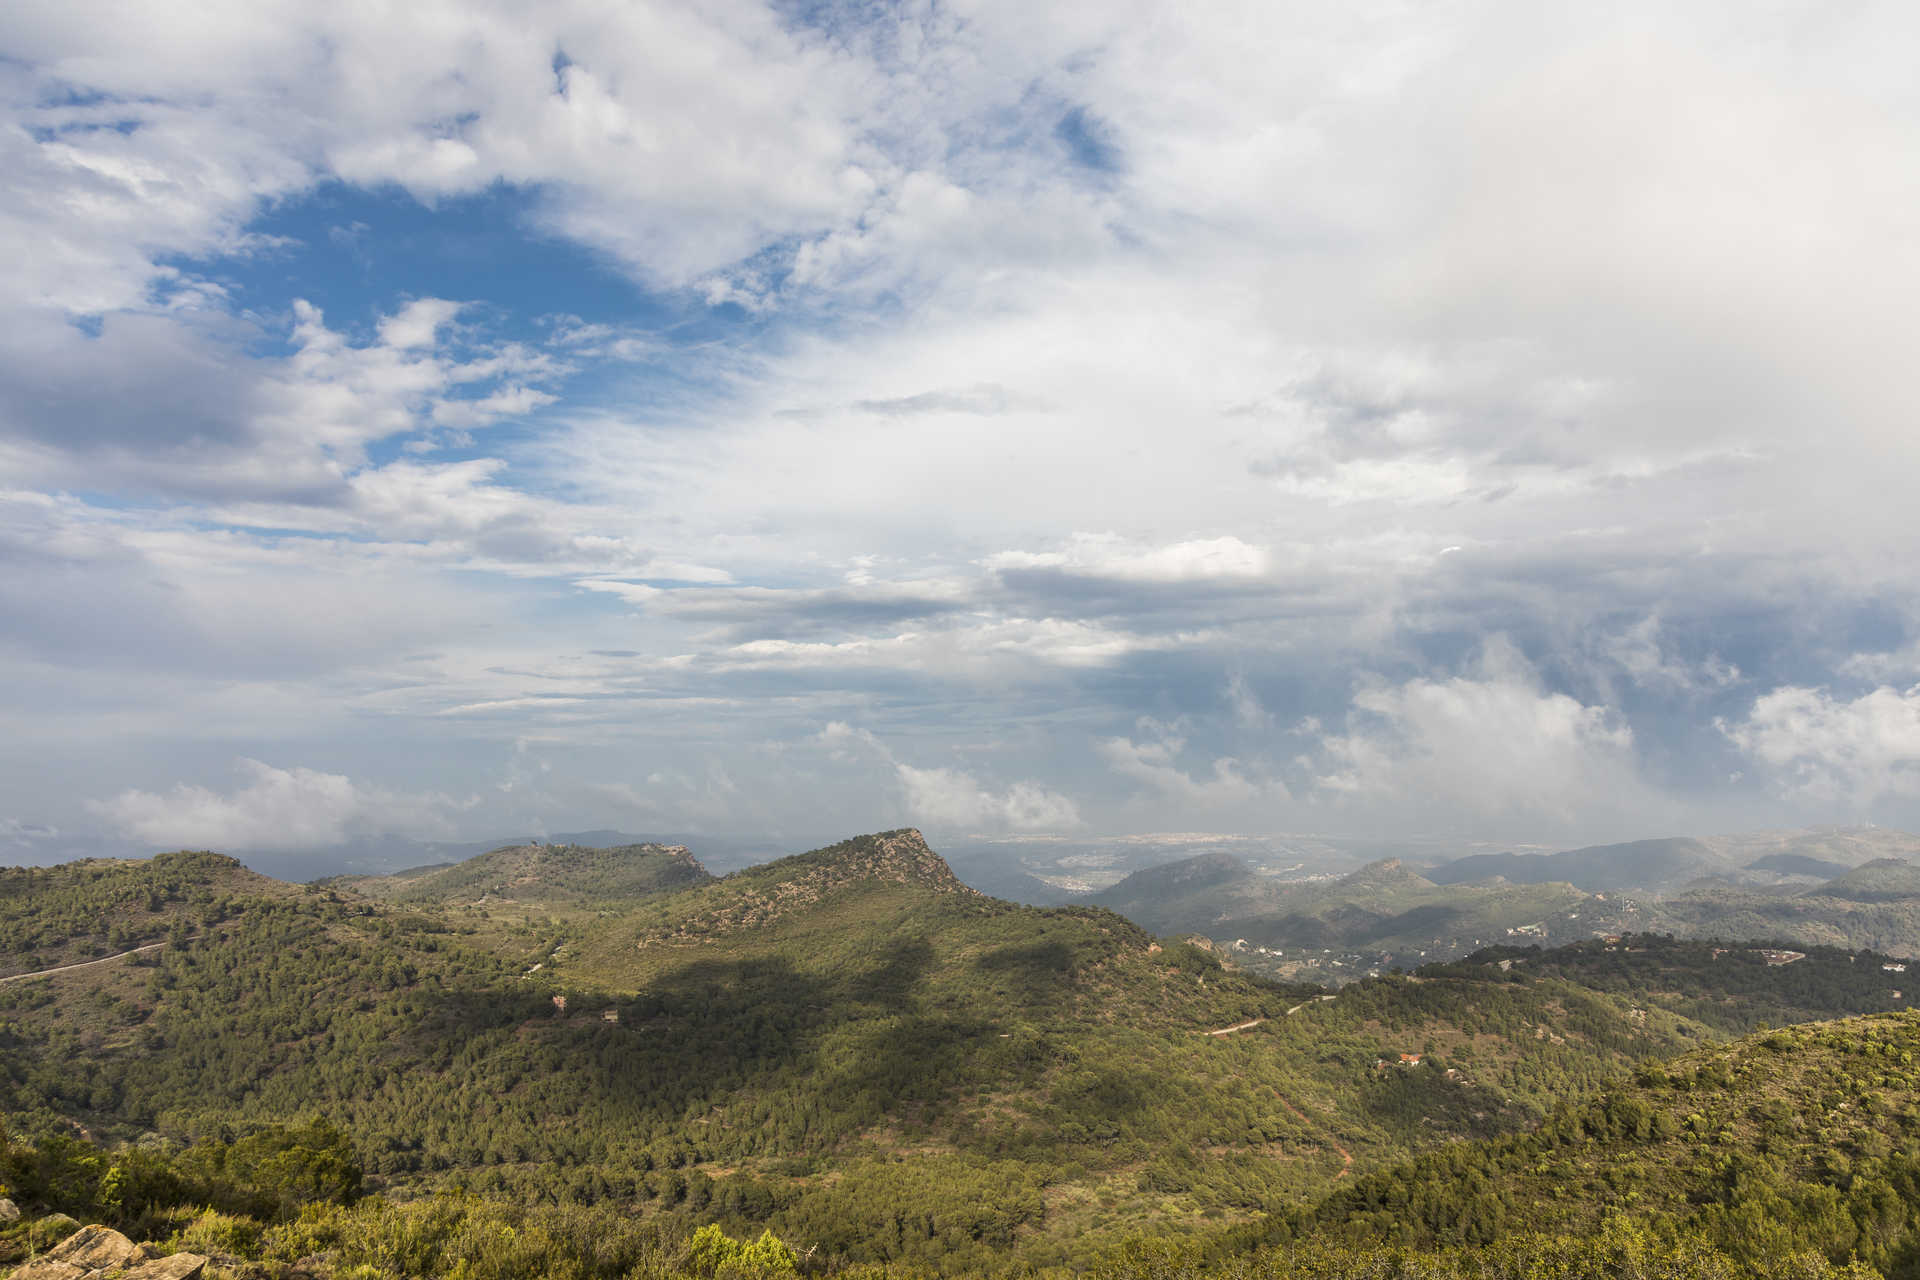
331;840;712;908
1084;851;1274;933
1085;852;1634;977
1426;836;1729;893
1335;857;1436;892
1744;852;1853;879
1811;856;1920;903
1701;823;1920;870
1654;866;1920;958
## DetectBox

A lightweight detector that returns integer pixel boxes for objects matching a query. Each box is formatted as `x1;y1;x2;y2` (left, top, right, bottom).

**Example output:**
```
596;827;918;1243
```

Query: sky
3;0;1920;864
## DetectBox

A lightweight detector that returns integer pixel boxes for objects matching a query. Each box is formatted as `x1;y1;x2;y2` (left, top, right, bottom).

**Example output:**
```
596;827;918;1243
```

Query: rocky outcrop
636;829;979;944
6;1224;206;1280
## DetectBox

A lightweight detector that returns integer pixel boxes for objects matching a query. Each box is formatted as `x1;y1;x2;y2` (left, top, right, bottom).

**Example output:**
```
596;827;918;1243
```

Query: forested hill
0;835;1328;1270
0;851;297;974
1425;836;1727;892
5;838;1920;1273
1272;1009;1920;1276
325;839;712;908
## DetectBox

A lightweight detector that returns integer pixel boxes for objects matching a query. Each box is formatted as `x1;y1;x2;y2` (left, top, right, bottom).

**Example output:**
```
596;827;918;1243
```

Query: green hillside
1274;1010;1920;1276
333;840;712;909
1654;878;1920;958
0;852;299;974
0;835;1337;1269
1815;859;1920;904
5;837;1918;1274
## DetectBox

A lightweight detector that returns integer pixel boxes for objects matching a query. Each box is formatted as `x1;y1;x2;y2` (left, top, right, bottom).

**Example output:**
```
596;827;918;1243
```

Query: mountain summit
769;828;974;894
1336;858;1437;891
628;829;977;945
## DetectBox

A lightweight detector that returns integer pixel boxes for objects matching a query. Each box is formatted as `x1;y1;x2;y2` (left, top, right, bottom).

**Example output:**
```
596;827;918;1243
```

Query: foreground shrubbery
0;1119;1897;1279
1090;1227;1880;1280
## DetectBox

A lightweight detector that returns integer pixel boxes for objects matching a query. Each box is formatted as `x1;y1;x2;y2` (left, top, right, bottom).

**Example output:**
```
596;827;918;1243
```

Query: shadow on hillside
974;940;1077;1004
394;936;1020;1155
1358;904;1466;944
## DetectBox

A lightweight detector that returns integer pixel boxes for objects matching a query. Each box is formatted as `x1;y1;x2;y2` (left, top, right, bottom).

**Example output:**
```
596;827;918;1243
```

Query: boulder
44;1226;138;1272
0;1199;19;1223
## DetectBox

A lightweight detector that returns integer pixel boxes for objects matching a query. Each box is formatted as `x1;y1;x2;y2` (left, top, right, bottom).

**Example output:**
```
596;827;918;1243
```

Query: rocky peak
811;829;970;892
634;830;974;946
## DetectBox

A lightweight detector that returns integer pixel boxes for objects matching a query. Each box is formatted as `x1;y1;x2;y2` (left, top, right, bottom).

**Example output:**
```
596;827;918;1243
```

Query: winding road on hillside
1200;999;1353;1179
1205;1017;1266;1036
0;941;169;984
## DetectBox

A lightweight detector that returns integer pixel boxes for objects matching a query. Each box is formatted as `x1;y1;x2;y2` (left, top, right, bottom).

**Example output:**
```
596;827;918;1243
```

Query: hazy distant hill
1745;852;1854;879
331;840;712;908
1654;868;1920;958
1812;857;1920;903
1083;851;1276;933
1706;823;1920;869
1087;852;1630;977
1426;836;1730;893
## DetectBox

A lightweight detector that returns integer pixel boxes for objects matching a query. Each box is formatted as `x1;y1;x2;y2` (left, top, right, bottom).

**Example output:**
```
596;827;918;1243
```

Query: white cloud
1224;671;1273;731
817;721;1082;833
378;298;466;351
1594;615;1740;696
5;2;1920;848
1314;639;1648;830
1098;719;1277;811
89;758;476;851
894;765;1083;833
1723;684;1920;807
986;534;1271;583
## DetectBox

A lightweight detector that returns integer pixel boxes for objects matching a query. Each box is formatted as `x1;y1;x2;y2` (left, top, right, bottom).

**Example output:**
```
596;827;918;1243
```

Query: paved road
0;942;168;984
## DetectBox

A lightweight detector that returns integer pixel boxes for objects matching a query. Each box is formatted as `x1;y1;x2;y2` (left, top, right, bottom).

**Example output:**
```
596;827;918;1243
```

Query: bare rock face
5;1224;206;1280
635;828;978;945
0;1200;18;1223
43;1227;138;1272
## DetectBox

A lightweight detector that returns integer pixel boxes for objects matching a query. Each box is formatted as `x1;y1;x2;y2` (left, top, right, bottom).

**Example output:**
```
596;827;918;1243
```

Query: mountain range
2;828;1918;1277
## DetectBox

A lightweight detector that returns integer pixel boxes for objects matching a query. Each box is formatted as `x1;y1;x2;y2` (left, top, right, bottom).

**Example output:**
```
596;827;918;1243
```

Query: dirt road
0;942;168;984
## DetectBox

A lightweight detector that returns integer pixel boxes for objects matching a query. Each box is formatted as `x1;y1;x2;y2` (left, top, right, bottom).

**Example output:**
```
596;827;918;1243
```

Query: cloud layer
3;1;1918;856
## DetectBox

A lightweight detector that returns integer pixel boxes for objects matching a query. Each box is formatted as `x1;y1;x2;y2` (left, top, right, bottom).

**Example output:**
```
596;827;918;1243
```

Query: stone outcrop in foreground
7;1224;207;1280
